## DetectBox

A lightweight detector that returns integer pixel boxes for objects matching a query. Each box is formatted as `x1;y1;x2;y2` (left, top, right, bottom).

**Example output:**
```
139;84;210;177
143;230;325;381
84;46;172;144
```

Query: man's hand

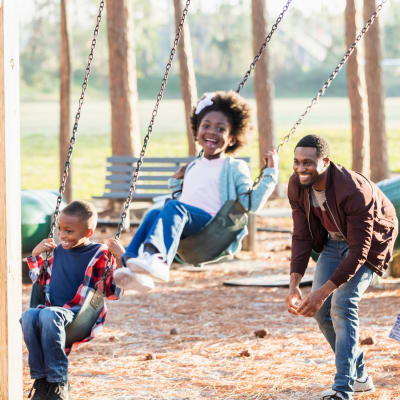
286;272;303;315
32;238;57;257
286;286;302;315
297;280;337;317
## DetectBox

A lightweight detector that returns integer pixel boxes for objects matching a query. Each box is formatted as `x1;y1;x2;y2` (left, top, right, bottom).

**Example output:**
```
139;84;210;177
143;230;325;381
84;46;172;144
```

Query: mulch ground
22;200;400;399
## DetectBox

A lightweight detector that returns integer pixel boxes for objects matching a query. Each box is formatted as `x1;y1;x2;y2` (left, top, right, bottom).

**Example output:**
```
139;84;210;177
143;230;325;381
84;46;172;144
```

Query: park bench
95;155;255;251
96;156;196;203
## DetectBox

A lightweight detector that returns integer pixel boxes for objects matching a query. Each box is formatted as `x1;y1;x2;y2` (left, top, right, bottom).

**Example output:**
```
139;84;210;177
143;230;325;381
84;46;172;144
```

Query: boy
21;200;122;400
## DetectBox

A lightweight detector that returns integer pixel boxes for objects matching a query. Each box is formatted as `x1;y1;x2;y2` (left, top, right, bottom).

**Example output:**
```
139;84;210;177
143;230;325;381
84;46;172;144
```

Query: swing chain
116;0;192;239
275;0;387;155
236;0;293;94
250;0;387;191
48;0;105;239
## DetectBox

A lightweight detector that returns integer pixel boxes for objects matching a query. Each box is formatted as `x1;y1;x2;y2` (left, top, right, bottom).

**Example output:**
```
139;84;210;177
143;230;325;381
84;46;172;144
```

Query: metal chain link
236;0;293;94
48;0;105;239
115;0;192;239
250;0;387;190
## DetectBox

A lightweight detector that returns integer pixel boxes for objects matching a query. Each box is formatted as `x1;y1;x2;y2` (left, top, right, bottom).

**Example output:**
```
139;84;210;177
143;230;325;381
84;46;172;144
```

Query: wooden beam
0;1;22;399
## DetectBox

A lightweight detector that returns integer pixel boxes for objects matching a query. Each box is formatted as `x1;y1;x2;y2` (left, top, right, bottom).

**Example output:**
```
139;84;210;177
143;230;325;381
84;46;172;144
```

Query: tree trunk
106;0;140;156
173;0;197;156
60;0;72;202
345;0;369;176
363;0;389;181
251;0;275;170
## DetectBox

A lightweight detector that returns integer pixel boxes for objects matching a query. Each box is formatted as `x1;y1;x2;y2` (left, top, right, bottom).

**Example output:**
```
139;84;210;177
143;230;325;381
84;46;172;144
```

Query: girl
111;91;278;290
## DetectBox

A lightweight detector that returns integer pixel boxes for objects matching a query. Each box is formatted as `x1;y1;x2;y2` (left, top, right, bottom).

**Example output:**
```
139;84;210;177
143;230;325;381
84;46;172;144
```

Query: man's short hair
295;134;330;158
61;200;98;230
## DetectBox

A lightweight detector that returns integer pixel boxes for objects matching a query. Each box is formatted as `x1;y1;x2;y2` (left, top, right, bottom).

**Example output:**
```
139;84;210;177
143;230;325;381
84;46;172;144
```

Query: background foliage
20;0;400;100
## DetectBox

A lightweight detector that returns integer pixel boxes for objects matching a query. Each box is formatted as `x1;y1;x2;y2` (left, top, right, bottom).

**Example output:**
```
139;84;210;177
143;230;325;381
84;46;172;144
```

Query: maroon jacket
288;162;398;287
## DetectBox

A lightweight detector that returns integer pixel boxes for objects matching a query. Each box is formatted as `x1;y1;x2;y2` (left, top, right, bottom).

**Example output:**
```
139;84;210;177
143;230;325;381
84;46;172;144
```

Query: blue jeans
312;240;374;399
21;306;76;382
124;199;212;266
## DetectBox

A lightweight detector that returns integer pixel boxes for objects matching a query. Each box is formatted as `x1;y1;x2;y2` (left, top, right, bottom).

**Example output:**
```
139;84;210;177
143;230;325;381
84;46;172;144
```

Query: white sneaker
320;389;346;399
354;375;375;393
113;267;154;293
126;252;169;282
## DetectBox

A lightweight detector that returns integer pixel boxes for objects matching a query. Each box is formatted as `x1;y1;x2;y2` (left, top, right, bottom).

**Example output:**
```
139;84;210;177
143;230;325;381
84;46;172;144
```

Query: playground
20;208;400;399
1;0;400;399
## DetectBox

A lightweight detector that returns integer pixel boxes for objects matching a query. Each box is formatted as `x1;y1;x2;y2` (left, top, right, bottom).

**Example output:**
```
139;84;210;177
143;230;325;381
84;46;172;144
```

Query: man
285;134;398;400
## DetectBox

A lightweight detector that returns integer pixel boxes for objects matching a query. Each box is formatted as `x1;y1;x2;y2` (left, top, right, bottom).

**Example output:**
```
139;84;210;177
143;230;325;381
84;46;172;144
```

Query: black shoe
29;378;49;400
46;381;69;400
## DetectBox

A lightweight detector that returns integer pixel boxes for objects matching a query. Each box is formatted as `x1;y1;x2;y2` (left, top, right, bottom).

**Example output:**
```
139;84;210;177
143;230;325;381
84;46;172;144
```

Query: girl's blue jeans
124;199;212;266
312;239;374;399
20;306;76;383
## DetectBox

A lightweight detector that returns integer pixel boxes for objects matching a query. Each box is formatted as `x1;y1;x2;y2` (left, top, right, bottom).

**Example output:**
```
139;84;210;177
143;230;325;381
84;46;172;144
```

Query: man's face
293;146;329;188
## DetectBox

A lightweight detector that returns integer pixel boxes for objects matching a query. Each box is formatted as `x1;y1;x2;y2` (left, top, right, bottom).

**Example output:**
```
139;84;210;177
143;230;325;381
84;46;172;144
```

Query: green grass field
21;97;400;200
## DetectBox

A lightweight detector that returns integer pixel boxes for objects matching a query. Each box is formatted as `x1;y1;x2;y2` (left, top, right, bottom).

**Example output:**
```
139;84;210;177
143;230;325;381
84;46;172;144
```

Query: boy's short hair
190;90;253;154
295;134;330;158
61;200;98;230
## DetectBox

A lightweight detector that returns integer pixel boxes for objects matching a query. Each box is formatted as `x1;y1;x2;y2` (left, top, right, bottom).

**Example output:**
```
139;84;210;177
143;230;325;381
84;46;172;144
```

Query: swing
28;0;192;348
114;0;387;267
114;0;294;267
29;1;109;347
177;0;387;265
176;1;294;265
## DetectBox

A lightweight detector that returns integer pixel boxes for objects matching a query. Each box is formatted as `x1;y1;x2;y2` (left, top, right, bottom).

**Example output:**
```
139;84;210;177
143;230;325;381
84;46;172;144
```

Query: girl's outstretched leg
127;200;212;281
124;208;161;259
114;208;162;292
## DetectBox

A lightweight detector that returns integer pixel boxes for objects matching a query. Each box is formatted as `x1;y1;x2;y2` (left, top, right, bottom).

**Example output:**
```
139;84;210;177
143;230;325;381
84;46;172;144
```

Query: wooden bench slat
107;165;179;173
106;175;170;182
106;183;169;190
106;156;250;164
95;192;168;200
107;156;195;163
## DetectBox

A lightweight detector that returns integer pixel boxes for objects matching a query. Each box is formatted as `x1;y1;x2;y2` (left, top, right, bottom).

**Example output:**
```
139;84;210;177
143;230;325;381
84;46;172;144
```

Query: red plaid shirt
27;243;123;354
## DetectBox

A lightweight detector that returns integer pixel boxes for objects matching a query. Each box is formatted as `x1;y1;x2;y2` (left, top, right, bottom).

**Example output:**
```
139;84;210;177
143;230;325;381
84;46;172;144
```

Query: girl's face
197;111;236;159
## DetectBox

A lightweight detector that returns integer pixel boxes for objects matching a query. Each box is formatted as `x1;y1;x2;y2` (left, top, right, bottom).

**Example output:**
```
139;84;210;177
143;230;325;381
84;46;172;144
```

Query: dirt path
22;215;400;399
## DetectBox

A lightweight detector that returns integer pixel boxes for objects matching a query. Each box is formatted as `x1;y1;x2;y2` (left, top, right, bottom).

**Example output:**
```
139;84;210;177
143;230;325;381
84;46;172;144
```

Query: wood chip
254;329;268;338
239;350;250;357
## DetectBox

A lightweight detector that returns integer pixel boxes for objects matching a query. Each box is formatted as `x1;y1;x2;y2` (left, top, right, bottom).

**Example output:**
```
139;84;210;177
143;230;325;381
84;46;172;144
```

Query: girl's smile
197;111;236;159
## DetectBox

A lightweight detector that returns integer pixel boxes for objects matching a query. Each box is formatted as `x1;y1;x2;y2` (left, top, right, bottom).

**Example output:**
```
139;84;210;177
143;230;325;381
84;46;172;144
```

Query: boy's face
57;213;93;249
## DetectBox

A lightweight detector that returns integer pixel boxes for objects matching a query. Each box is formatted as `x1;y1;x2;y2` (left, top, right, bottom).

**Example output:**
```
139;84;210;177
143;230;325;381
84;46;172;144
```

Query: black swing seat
29;281;105;348
64;288;104;348
177;199;248;265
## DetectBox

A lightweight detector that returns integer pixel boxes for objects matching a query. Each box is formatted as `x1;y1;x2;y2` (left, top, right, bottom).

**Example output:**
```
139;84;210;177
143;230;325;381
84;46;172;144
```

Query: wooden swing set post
0;1;23;399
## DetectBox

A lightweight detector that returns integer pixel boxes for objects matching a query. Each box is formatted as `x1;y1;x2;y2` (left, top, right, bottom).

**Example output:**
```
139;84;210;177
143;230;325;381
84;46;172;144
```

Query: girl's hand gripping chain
263;148;279;169
172;164;188;179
